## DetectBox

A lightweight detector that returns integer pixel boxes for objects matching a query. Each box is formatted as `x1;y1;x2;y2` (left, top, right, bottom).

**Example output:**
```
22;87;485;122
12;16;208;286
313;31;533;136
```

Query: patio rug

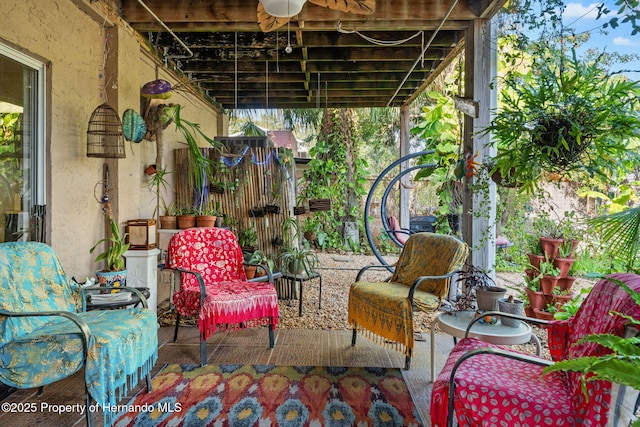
112;364;424;426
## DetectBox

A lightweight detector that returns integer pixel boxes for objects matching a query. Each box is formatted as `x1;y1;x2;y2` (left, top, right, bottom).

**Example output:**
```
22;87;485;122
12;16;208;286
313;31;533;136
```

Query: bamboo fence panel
174;138;295;261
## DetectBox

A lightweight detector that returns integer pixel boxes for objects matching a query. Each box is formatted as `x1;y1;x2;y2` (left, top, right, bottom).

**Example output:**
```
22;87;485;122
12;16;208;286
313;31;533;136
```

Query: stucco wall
1;0;225;278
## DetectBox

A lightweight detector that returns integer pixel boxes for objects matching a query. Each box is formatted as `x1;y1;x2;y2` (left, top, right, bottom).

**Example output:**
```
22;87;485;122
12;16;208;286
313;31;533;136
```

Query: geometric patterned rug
112;364;425;426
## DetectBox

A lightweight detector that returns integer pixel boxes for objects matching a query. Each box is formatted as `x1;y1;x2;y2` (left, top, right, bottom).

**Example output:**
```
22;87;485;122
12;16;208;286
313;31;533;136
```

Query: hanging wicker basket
86;103;126;158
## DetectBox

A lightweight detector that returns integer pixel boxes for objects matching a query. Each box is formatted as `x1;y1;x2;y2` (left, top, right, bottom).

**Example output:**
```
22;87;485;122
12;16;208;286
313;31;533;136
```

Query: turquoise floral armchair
0;242;158;426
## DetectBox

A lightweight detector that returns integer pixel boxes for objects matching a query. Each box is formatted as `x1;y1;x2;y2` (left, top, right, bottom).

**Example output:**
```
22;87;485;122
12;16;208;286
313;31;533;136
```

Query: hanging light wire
336;21;424;46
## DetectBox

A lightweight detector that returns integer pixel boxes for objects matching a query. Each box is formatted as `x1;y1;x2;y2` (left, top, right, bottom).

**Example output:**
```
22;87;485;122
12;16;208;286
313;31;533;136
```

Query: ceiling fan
258;0;376;32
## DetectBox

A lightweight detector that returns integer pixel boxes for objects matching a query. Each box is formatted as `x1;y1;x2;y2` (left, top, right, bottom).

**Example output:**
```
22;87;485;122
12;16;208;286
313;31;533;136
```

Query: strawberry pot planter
557;276;577;292
539;237;563;259
540;275;559;295
552;256;575;278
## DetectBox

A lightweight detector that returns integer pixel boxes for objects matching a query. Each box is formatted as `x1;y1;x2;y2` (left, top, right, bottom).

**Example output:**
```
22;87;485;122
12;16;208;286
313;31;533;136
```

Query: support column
462;19;497;277
399;104;411;229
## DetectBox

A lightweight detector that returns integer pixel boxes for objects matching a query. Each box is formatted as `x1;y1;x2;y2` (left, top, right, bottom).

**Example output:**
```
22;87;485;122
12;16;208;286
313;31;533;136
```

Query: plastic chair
0;242;158;427
431;273;640;427
348;232;468;369
166;227;279;366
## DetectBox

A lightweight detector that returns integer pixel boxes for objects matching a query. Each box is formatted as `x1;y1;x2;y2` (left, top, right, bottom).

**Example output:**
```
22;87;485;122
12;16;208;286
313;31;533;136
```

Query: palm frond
588;207;640;269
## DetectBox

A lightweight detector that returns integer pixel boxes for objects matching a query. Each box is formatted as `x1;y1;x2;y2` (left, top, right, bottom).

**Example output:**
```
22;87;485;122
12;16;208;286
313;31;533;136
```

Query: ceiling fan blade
258;2;292;32
308;0;375;14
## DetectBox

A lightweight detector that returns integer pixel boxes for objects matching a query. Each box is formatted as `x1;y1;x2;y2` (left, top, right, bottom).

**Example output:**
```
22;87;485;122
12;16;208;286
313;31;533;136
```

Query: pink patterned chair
431;273;640;427
166;227;279;366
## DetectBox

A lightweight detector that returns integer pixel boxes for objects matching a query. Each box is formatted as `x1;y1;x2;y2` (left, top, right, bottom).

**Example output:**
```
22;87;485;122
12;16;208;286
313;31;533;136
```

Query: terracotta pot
524;305;535;318
244;265;257;279
553;292;573;305
527;253;545;271
525;269;535;280
177;215;196;229
552;257;575;278
539;237;563;259
557;276;577;292
196;215;216;227
159;215;177;230
525;288;546;310
144;164;157;176
533;308;555;321
540;275;559;295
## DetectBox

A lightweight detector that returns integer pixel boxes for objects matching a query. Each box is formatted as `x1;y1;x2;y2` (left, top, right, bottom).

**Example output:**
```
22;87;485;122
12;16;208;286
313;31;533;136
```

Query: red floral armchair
166;227;279;366
431;273;640;427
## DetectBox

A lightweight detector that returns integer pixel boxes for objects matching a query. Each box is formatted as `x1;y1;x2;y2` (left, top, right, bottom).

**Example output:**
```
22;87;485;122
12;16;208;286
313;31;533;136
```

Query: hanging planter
309;198;331;212
293;206;307;215
248;207;266;217
209;183;225;194
484;47;640;192
265;204;281;214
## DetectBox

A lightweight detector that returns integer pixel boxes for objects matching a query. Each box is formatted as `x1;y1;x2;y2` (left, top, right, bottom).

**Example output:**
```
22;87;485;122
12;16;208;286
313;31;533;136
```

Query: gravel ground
276;252;597;357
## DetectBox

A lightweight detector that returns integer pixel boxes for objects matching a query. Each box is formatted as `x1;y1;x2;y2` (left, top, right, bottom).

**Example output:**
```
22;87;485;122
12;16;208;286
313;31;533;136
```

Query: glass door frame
0;42;47;241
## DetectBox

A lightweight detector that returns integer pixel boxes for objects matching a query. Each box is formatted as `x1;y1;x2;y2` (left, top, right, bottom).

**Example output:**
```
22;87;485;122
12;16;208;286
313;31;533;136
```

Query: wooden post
462;18;497;277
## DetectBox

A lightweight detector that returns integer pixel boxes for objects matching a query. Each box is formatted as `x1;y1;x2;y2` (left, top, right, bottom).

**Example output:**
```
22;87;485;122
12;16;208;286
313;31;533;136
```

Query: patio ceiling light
259;0;306;17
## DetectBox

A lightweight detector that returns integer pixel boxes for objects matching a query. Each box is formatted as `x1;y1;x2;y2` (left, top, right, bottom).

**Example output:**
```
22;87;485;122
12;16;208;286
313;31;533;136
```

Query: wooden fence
174;137;296;260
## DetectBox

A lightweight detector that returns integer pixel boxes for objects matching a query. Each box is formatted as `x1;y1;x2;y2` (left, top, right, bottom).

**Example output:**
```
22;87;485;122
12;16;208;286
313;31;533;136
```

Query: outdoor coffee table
430;310;542;380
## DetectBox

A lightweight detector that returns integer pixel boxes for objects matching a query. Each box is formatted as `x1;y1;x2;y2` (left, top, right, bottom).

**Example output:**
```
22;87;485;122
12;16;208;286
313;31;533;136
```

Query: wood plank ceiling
119;0;504;110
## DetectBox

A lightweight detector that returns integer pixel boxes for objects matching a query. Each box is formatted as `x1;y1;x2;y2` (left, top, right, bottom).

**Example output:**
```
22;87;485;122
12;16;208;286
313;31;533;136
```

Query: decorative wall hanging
122;109;147;143
141;79;173;99
86;103;126;158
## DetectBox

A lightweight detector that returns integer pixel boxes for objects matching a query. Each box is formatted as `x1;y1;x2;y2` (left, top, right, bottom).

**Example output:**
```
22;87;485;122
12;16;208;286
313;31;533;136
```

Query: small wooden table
430;310;541;381
281;271;322;316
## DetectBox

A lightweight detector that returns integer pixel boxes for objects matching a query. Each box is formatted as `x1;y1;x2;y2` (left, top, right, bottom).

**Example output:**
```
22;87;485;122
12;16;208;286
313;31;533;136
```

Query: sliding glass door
0;44;45;243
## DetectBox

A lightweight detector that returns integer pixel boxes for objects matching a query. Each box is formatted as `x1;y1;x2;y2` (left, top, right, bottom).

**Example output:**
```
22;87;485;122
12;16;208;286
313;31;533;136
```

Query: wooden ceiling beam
121;0;479;30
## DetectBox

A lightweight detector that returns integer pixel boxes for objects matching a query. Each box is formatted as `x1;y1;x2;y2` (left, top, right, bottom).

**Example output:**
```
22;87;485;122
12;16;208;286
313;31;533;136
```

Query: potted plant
537;258;560;295
533;303;557;321
485;46;640;193
90;217;130;291
238;223;258;253
176;206;196;229
195;206;217;227
456;264;506;312
159;202;177;230
497;295;525;327
278;246;319;276
524;276;546;311
147;165;172;221
245;250;275;277
553;240;576;277
302;217;319;243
